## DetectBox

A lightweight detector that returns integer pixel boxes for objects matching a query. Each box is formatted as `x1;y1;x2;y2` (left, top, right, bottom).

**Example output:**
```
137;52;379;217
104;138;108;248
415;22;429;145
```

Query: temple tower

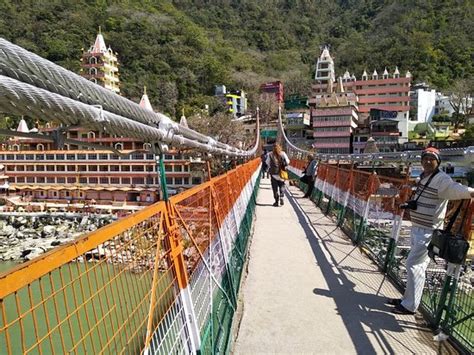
80;27;120;94
314;46;335;87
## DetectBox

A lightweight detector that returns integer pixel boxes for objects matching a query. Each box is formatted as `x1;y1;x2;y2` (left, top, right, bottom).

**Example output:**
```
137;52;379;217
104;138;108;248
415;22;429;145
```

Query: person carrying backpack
266;143;290;207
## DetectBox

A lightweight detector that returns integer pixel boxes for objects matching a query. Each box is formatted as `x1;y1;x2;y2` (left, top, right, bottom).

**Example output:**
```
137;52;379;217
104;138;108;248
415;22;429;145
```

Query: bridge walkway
233;178;456;354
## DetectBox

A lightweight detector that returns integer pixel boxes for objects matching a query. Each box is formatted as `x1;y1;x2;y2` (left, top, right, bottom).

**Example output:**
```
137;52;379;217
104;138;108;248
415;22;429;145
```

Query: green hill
0;0;472;118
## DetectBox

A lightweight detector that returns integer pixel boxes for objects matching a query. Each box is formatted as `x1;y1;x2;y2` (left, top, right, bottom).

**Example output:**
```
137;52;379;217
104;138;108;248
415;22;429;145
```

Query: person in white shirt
389;147;474;315
266;143;290;207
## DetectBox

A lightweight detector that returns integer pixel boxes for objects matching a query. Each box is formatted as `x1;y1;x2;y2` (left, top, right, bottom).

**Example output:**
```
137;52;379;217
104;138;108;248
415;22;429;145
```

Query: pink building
309;79;358;154
313;66;411;142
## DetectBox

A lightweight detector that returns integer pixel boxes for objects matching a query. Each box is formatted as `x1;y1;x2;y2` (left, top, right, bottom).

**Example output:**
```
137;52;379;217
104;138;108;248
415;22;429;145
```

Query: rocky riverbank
0;213;117;261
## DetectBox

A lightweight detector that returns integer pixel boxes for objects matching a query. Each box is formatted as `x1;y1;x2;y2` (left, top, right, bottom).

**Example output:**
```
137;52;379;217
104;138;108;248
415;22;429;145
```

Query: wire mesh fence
0;158;261;354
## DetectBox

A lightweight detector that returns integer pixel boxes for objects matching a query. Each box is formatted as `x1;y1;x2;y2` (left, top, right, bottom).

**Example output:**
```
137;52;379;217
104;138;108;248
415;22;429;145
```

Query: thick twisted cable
0;75;258;157
0;38;229;149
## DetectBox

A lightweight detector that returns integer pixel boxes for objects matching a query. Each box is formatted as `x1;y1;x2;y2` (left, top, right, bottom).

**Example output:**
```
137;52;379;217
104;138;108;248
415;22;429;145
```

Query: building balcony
312;142;350;149
313;120;352;127
82;72;105;79
358;105;409;113
371;131;400;136
313;131;351;138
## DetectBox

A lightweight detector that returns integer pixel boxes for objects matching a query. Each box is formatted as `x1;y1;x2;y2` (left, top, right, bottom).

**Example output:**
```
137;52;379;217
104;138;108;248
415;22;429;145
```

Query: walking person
301;154;318;198
266;143;290;207
389;147;474;315
260;149;269;178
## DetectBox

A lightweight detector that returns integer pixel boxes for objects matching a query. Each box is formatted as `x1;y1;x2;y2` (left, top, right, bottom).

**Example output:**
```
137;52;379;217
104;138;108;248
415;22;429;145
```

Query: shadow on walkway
286;191;435;354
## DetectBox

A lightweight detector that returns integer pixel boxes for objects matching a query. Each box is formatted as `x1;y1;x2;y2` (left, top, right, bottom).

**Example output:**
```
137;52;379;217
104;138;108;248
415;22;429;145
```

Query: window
88;153;97;160
174;177;182;185
89;165;98;172
36;165;45;171
16;166;24;171
77;154;86;160
121;165;130;172
46;154;54;160
100;177;109;184
183;177;189;185
26;177;34;183
132;177;144;185
99;165;108;172
132;166;144;172
26;166;34;172
174;165;182;172
67;154;75;160
25;154;34;160
146;177;154;184
67;165;75;172
78;165;87;172
166;177;173;185
99;154;108;160
47;177;55;183
16;177;25;183
56;154;65;160
67;177;75;183
192;177;201;185
165;165;172;172
110;177;120;184
89;177;98;184
57;177;65;183
37;177;45;183
79;177;87;184
122;178;130;184
165;154;173;160
110;165;119;172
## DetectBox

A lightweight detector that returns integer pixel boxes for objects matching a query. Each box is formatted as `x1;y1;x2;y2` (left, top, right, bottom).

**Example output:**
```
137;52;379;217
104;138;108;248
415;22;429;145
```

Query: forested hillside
0;0;472;119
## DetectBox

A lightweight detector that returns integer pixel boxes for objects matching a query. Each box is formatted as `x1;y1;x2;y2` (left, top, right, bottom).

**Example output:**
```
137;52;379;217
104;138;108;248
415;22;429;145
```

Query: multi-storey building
369;109;400;152
80;28;120;94
0;118;201;205
283;95;312;148
260;81;284;103
215;85;247;118
312;47;412;143
310;79;358;154
410;85;436;123
0;163;8;193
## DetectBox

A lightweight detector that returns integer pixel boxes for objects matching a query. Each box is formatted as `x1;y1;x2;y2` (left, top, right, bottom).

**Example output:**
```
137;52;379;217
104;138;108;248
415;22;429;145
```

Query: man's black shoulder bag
428;202;469;264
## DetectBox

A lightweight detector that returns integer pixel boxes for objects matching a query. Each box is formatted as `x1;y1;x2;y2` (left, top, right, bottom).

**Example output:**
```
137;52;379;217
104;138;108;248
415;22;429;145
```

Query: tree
250;93;279;125
462;124;474;140
448;78;474;130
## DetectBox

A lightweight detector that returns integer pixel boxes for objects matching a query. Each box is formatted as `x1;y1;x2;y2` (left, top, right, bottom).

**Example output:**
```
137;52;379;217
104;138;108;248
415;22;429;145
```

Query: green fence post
434;264;462;329
383;214;403;273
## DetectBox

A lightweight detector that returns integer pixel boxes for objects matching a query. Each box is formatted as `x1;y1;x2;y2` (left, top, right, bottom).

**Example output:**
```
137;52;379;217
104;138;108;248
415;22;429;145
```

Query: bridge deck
233;179;456;354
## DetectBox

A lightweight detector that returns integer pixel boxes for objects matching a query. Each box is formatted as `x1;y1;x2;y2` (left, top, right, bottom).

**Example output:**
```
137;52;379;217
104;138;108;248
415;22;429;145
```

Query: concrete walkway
233;178;456;354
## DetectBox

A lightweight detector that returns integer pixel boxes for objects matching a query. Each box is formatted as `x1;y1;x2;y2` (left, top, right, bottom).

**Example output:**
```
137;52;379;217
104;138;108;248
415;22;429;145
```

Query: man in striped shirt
390;147;474;315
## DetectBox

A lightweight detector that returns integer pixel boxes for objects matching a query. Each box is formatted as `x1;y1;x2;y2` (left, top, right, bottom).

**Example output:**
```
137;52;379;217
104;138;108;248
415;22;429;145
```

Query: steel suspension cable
0;75;259;157
0;37;259;157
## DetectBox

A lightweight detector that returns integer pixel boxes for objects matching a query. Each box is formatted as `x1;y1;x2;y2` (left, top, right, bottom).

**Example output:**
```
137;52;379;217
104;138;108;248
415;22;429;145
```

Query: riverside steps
233;178;457;354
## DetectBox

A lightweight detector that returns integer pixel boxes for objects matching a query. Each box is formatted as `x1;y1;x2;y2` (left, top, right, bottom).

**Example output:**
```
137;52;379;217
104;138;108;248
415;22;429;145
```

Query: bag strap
445;201;463;232
413;169;440;203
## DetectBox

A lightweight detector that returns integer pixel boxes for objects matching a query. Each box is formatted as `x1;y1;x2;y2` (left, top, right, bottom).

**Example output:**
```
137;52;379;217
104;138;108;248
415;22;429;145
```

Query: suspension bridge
0;39;473;354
